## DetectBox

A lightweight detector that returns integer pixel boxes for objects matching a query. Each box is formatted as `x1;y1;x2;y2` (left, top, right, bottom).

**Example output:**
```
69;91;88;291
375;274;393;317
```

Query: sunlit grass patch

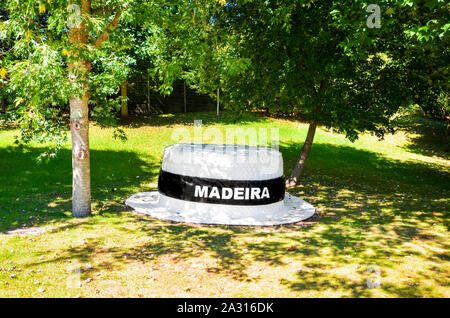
0;111;448;297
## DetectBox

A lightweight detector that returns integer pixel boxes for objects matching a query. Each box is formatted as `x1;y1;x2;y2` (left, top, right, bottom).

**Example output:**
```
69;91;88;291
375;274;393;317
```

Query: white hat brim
125;191;316;226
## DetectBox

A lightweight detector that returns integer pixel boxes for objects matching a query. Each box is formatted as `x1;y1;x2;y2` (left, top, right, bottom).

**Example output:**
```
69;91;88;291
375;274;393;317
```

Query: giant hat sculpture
125;143;315;226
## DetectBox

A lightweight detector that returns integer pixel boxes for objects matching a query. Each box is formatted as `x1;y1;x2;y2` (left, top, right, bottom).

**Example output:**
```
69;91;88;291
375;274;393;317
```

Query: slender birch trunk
69;0;91;217
183;80;187;113
286;82;326;188
285;121;317;188
121;78;128;117
67;1;122;217
216;88;220;117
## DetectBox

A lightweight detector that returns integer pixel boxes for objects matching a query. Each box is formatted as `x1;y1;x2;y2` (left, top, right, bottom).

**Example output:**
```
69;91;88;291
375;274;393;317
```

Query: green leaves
0;0;147;154
0;0;448;153
3;42;72;156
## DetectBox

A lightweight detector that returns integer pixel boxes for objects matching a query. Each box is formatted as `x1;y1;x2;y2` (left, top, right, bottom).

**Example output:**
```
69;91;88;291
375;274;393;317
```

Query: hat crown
162;143;283;180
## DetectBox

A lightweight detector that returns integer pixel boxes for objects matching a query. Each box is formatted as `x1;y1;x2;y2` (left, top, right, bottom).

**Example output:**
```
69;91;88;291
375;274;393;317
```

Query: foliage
0;0;448;153
151;0;449;142
382;0;449;120
0;0;188;155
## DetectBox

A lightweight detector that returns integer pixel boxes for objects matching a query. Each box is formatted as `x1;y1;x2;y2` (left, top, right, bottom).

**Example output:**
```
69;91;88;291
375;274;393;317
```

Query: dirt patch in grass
3;226;50;236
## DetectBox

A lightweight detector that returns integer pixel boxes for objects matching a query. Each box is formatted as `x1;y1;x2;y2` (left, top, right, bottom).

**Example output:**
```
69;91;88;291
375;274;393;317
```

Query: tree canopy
0;0;448;214
149;0;448;184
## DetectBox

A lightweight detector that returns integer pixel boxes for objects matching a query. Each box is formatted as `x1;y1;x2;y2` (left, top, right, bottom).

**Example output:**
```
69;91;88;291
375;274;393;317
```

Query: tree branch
92;9;123;49
91;7;114;14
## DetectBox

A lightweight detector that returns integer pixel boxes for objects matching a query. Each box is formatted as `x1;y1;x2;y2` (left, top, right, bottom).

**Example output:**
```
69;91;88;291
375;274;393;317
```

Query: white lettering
251;187;261;199
234;188;244;200
209;187;220;199
261;187;270;199
193;185;271;201
222;187;233;199
366;4;381;29
194;185;208;198
178;302;211;315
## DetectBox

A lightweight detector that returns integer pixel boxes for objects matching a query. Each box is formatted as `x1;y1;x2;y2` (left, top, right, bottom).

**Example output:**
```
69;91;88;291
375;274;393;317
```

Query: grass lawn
0;111;449;297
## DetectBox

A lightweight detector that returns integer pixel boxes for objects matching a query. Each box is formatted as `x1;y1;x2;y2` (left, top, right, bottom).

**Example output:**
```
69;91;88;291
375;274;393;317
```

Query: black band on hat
158;169;285;205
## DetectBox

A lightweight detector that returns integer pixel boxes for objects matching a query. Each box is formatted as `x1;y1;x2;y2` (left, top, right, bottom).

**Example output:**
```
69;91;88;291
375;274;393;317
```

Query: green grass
0;111;449;297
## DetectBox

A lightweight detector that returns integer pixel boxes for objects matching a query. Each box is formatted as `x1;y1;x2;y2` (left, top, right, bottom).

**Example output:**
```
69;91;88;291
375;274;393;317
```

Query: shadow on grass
15;140;448;297
281;140;450;197
392;115;450;160
0;121;19;132
117;110;270;129
0;145;157;232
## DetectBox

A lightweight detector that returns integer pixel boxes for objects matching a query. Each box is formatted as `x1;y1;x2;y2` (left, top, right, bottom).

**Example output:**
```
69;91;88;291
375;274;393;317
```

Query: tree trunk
69;0;91;217
121;78;128;117
216;88;220;117
183;81;187;113
147;73;151;112
286;121;317;188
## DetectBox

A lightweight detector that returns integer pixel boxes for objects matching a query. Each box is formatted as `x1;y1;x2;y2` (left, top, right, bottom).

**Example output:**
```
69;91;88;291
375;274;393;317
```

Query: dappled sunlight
2;201;446;297
0;144;158;232
0;113;448;297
